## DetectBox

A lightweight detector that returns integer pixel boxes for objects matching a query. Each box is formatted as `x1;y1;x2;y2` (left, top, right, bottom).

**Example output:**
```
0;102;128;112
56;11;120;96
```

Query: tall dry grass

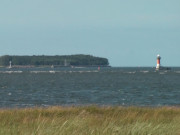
0;106;180;135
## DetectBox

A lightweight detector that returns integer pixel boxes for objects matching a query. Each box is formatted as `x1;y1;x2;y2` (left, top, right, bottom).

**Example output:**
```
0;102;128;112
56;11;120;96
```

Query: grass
0;106;180;135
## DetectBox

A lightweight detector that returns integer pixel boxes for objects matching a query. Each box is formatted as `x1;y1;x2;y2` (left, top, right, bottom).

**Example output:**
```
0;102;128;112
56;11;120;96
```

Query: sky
0;0;180;66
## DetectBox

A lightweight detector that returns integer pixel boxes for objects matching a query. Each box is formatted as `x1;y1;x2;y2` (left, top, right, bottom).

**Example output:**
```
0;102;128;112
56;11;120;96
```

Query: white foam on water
30;71;37;73
140;71;149;73
79;71;83;73
86;71;91;72
66;70;99;73
42;104;50;107
125;71;136;74
49;71;55;73
30;71;48;73
14;71;23;73
21;104;35;107
175;71;180;73
159;72;165;74
6;70;100;74
83;70;98;73
0;71;23;74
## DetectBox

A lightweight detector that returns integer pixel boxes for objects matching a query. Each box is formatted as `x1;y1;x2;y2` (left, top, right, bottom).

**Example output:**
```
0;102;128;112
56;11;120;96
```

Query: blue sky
0;0;180;66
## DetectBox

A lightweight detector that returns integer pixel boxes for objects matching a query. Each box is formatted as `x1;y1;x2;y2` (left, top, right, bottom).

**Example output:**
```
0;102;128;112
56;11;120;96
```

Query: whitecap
125;71;136;74
140;71;149;73
14;71;23;73
30;71;48;73
65;70;99;73
159;72;165;74
49;71;55;73
175;71;180;73
4;71;13;74
0;71;23;74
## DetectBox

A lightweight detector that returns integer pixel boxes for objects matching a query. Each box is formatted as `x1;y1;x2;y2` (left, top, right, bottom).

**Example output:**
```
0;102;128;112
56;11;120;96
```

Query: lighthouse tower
156;54;161;70
9;61;12;69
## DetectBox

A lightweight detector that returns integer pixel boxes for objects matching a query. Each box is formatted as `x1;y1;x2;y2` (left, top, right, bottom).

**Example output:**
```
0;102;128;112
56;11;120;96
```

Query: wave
0;70;100;74
49;71;56;73
67;70;99;73
175;71;180;73
30;70;99;74
0;71;23;74
159;72;165;74
140;71;149;73
30;71;48;73
125;71;136;74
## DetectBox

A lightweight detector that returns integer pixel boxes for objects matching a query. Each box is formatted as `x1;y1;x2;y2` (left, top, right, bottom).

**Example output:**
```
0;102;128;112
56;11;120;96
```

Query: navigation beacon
155;54;171;71
156;54;161;70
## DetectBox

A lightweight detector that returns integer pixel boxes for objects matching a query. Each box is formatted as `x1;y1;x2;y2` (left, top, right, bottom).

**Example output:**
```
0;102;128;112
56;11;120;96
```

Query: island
0;54;109;67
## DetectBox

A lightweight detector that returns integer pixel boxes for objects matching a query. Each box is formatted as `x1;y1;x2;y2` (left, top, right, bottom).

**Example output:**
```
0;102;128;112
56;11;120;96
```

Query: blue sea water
0;67;180;108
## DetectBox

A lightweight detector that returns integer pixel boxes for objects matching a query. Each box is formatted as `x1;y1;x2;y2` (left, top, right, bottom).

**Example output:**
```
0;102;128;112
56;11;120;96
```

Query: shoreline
0;105;180;110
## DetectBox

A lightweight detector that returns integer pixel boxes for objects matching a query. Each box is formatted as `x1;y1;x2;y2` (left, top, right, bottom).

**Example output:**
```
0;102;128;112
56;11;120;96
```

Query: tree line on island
0;55;109;67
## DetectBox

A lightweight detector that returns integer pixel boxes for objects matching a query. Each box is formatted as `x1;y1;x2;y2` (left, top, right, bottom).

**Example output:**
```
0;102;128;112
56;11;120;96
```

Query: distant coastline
0;54;110;67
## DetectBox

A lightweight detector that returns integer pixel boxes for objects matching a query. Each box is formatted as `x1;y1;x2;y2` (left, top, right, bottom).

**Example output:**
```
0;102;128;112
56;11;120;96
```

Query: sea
0;67;180;108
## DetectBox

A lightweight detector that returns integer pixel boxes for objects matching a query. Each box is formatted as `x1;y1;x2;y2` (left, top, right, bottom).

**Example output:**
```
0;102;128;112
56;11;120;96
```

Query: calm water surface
0;67;180;108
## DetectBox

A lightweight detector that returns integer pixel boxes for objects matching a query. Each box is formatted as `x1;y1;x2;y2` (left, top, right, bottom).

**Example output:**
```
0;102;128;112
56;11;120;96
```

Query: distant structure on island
0;54;109;67
64;59;69;67
156;54;171;71
8;61;12;69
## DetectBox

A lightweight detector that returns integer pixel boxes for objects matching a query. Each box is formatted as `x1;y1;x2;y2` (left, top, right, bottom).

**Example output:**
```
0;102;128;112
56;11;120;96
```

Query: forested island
0;55;109;67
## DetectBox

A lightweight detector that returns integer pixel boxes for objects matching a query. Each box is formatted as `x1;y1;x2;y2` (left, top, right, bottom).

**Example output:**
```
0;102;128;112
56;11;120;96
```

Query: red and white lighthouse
156;54;161;70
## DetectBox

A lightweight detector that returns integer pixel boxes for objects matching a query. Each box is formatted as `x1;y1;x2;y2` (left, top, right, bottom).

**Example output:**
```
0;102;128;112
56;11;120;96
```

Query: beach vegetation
0;106;180;135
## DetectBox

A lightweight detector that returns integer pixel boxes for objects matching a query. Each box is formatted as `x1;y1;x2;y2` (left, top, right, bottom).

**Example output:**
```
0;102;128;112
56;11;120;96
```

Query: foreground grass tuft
0;106;180;135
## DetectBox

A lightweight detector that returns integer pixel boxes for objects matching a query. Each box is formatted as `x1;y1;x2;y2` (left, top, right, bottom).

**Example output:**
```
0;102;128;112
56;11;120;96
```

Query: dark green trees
0;55;109;66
